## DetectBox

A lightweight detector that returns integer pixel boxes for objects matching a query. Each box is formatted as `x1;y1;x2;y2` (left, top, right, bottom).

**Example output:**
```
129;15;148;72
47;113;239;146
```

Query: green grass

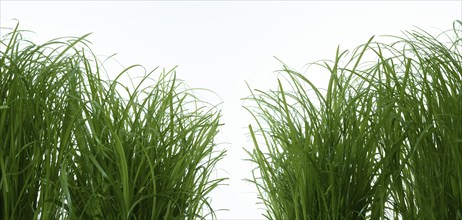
0;24;225;220
246;21;462;219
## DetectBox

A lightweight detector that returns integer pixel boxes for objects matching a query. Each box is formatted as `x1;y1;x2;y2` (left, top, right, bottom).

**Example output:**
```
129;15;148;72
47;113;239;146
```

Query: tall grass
246;21;462;219
372;22;462;219
0;24;225;219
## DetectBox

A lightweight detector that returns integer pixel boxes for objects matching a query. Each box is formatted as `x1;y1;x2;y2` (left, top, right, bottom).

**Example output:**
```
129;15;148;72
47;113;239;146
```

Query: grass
246;21;462;219
0;24;225;219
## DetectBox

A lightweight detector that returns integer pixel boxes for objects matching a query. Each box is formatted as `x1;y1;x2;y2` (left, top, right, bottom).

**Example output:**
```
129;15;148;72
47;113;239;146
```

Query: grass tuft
0;24;225;220
246;20;462;219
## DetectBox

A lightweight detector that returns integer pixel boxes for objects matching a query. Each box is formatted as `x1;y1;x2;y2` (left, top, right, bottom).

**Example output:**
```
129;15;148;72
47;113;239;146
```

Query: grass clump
246;21;462;219
0;24;225;220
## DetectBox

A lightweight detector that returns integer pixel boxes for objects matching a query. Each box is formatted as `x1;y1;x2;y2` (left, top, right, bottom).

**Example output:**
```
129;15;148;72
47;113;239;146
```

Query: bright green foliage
246;21;462;219
0;24;225;220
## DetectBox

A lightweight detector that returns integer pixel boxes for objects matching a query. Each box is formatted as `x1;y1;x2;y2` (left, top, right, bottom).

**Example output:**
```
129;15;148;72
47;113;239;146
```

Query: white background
2;1;461;219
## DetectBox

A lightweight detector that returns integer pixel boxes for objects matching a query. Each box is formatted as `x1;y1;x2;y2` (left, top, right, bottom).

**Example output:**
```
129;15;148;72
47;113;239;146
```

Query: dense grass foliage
0;25;225;219
246;21;462;219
